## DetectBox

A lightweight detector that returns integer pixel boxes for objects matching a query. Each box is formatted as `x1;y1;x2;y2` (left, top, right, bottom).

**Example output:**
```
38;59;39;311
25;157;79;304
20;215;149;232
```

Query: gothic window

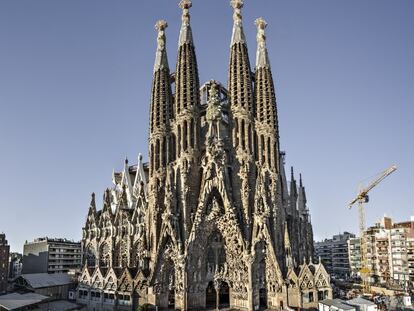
183;120;188;151
169;134;176;161
162;137;167;167
177;125;181;157
85;245;96;267
254;131;258;161
267;137;271;167
254;241;267;289
150;144;154;176
260;135;265;164
205;230;226;275
241;119;246;150
234;118;239;148
100;242;111;268
155;139;160;170
120;241;128;268
248;124;252;152
190;118;194;148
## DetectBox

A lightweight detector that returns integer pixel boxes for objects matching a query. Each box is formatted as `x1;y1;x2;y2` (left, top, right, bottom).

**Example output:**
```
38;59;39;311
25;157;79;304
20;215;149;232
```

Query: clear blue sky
1;0;413;253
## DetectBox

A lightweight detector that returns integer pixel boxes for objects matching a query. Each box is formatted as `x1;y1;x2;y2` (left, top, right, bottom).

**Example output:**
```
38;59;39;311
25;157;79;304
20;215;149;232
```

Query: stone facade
77;1;332;310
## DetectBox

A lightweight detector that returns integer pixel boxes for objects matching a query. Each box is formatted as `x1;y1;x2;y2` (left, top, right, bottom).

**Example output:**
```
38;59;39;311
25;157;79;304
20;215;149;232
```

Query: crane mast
348;164;397;293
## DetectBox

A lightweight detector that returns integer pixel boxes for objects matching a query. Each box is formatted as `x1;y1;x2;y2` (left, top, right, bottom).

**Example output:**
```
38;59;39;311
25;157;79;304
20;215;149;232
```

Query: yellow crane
348;164;397;293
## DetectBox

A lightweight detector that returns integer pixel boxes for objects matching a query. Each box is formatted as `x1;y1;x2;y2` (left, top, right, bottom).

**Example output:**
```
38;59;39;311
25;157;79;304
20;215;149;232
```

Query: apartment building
354;216;414;288
23;237;81;274
407;228;414;288
0;234;10;293
315;232;355;277
348;237;361;276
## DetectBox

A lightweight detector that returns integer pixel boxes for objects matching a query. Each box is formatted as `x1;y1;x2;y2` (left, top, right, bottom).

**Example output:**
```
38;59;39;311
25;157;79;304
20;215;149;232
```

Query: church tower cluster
78;1;332;310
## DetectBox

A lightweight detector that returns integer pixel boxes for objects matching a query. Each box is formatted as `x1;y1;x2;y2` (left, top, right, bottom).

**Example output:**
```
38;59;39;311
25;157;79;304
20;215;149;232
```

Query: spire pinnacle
255;17;270;68
178;0;193;45
291;166;294;180
284;222;291;248
153;20;169;72
299;173;303;187
230;0;246;45
90;192;96;209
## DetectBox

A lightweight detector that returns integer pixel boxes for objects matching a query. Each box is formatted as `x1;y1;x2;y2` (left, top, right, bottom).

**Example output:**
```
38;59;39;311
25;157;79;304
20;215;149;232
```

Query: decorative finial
125;156;129;165
230;0;246;45
153;20;169;72
179;0;192;22
299;173;303;187
291;166;294;179
255;18;270;68
91;192;95;199
155;20;168;32
178;0;193;45
255;17;267;30
230;0;244;21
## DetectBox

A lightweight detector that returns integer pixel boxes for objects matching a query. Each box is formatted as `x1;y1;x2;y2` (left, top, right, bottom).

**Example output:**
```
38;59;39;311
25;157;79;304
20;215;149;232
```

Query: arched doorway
168;289;175;309
219;282;230;308
259;288;267;309
206;281;216;308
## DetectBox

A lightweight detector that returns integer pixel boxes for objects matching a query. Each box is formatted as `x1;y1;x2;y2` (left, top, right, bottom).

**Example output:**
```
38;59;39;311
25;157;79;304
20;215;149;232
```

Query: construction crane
348;164;397;293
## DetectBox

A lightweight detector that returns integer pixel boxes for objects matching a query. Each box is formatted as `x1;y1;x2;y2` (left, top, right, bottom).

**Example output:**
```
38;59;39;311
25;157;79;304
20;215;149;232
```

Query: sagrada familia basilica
77;1;332;310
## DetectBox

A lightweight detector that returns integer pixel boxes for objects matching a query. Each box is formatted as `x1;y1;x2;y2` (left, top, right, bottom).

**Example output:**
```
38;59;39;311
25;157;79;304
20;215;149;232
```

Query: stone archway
206;281;216;308
168;289;175;309
219;281;230;308
259;288;267;309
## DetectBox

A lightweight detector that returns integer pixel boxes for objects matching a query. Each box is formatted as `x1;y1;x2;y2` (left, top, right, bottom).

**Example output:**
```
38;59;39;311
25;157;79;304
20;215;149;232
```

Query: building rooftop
19;273;73;289
26;238;80;245
35;299;81;311
348;297;376;306
0;292;48;310
320;299;356;311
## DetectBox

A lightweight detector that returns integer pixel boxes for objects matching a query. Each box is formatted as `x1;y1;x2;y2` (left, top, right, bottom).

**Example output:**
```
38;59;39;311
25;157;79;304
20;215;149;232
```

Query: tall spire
298;173;307;214
254;17;279;171
228;0;255;241
88;192;96;215
175;0;200;116
174;0;201;241
228;0;253;114
284;222;294;269
149;20;173;178
255;17;270;69
290;167;297;198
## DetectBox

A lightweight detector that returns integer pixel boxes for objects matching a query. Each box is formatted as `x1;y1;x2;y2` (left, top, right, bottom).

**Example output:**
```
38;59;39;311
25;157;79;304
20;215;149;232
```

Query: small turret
284;222;294;269
298;173;307;214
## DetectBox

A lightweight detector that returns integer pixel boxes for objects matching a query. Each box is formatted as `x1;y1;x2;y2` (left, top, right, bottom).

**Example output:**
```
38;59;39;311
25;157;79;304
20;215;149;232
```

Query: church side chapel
77;1;332;310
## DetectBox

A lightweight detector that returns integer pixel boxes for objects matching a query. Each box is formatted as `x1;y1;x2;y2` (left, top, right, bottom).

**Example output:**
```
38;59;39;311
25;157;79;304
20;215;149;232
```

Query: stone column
246;255;254;311
214;279;220;311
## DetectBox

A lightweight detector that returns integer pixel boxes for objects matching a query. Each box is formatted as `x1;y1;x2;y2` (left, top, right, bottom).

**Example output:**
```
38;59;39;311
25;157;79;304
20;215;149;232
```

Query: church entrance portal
259;288;267;309
168;289;175;309
206;281;216;308
205;281;230;310
219;282;230;308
